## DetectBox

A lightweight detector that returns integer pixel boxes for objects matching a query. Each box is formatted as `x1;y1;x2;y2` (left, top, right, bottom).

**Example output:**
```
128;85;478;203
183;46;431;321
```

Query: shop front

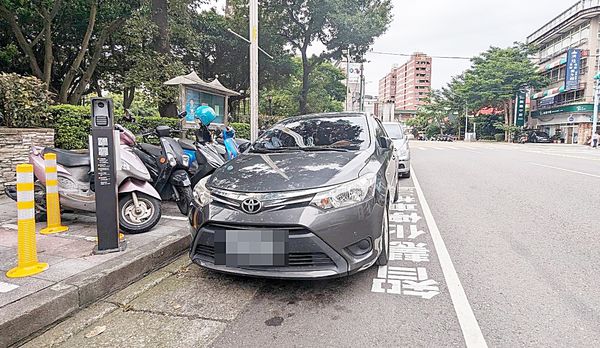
531;104;594;144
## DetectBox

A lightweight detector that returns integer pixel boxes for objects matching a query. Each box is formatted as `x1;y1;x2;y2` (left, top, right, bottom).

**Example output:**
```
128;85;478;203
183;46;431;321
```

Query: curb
0;228;191;348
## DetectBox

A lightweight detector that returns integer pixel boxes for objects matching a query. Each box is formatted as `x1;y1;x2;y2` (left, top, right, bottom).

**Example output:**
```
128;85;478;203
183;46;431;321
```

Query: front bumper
188;195;385;279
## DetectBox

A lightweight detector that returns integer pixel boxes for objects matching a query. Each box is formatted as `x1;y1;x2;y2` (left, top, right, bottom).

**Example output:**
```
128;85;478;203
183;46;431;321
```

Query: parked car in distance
189;112;398;279
521;130;552;143
383;122;411;178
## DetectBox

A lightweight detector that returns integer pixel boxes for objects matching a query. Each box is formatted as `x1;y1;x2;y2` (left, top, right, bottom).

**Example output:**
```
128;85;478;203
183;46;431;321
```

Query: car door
373;118;397;195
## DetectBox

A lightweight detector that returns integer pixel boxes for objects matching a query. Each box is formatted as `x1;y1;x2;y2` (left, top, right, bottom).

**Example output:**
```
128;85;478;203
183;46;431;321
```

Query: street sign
348;63;362;84
514;91;527;127
565;49;581;91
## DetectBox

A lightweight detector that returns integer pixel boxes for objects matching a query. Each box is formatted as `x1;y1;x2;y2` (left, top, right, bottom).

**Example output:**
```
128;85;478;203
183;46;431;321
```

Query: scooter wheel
119;193;162;234
175;186;193;215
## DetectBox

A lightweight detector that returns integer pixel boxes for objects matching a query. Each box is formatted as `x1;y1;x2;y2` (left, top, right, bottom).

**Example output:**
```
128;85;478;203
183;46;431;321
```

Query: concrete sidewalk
0;195;192;347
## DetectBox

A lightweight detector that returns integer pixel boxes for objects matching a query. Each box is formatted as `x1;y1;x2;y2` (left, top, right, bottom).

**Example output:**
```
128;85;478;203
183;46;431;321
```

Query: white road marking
411;166;488;348
529;163;600;178
0;281;19;293
162;215;189;221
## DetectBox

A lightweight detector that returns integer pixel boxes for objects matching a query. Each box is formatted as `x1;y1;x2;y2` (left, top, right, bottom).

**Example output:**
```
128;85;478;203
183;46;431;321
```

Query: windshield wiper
249;147;302;153
297;146;352;152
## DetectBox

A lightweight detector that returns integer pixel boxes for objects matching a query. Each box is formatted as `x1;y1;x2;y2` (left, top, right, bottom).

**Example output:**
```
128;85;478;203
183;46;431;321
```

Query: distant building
363;95;379;117
377;53;432;121
527;1;599;145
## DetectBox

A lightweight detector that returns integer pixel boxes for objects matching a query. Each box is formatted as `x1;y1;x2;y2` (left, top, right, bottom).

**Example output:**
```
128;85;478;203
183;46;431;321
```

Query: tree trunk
59;1;97;103
151;0;170;54
151;0;176;117
42;16;53;90
123;86;135;109
299;48;310;115
0;5;43;79
68;18;124;104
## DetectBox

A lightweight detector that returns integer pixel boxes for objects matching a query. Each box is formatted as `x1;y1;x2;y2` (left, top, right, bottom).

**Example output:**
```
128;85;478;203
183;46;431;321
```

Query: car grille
210;188;318;213
195;244;335;267
194;223;336;268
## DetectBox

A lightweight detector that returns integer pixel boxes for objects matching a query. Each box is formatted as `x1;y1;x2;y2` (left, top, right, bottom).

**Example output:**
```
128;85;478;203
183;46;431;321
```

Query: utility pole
360;63;365;112
249;0;259;142
592;73;600;142
464;101;468;141
344;48;351;111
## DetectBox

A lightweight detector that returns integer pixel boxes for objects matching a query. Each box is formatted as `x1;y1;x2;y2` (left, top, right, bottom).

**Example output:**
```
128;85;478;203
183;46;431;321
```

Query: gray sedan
383;122;411;178
188;112;398;279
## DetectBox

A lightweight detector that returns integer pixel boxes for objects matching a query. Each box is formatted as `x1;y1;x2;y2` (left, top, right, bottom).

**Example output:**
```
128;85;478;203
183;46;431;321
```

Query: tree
450;44;548;141
409;91;452;137
262;0;392;114
0;0;140;104
259;57;345;118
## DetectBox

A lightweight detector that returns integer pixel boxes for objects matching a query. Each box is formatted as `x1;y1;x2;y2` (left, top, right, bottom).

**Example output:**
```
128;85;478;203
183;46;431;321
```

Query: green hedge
46;104;180;149
230;122;250;140
494;133;505;142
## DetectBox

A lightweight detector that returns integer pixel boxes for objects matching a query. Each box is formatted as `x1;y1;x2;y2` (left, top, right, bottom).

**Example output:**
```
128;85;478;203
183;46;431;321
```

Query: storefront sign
531;103;593;117
565;49;582;90
514;91;527;127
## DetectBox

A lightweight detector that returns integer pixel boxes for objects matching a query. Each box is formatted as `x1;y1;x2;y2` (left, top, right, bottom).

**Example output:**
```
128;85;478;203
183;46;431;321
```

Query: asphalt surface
23;142;600;347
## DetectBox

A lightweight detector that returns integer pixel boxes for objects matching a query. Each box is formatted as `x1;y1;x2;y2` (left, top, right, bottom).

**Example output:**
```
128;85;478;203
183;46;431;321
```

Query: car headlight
193;176;212;207
167;153;177;167
311;173;376;210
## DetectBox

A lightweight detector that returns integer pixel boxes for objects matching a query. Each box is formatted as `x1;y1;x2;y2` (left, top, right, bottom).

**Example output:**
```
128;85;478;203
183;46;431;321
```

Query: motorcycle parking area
0;196;192;347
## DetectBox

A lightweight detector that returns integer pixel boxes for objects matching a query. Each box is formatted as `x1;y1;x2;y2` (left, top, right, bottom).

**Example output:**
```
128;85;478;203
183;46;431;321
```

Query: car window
253;115;370;150
383;123;404;139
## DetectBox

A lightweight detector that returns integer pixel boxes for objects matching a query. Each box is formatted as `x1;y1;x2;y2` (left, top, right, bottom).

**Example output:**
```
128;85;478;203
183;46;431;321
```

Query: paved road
23;142;600;347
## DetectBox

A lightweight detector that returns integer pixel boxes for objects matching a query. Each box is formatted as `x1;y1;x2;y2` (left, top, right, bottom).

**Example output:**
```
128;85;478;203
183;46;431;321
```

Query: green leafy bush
46;104;180;149
230;122;250;139
0;73;50;128
494;134;505;142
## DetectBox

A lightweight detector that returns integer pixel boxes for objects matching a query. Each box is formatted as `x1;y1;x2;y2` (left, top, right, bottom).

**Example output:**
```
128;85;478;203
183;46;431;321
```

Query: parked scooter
134;124;194;215
4;125;162;234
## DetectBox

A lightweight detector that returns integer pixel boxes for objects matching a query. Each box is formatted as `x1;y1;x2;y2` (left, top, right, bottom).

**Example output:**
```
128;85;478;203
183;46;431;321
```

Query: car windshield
383;123;404;139
535;132;549;137
252;115;369;151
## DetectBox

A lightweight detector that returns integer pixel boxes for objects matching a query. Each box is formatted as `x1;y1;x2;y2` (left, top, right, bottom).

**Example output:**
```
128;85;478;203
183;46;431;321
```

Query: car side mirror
378;136;392;149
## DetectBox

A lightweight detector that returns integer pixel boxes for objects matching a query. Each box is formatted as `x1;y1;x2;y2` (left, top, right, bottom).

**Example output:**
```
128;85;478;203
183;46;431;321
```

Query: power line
368;51;472;60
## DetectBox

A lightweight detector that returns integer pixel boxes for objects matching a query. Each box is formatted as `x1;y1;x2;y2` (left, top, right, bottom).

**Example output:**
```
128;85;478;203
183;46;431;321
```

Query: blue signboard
565;49;581;91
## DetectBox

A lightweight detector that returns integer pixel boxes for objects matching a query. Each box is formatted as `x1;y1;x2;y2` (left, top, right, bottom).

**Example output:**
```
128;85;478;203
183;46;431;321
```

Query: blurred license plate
214;229;288;266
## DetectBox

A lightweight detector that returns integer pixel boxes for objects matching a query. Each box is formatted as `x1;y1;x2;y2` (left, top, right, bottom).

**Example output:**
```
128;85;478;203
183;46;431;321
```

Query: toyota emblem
241;198;262;214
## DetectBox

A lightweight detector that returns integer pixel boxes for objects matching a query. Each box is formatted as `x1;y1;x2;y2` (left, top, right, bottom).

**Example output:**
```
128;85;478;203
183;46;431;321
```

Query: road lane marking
529;163;600;178
411;166;488;348
162;215;189;221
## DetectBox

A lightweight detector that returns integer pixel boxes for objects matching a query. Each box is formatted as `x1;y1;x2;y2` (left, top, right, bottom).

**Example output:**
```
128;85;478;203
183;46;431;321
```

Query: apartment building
527;0;600;144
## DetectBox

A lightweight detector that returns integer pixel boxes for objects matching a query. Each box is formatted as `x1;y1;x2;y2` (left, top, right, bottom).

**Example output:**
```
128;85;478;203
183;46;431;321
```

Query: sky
204;0;573;95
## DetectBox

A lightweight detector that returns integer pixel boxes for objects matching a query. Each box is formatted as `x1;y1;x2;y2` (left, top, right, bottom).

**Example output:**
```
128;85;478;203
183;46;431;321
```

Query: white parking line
530;163;600;178
411;167;488;348
162;215;189;221
0;281;19;293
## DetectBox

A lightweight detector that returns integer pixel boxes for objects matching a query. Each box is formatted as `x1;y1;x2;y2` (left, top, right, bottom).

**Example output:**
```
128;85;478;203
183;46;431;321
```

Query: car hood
392;139;407;150
208;150;370;193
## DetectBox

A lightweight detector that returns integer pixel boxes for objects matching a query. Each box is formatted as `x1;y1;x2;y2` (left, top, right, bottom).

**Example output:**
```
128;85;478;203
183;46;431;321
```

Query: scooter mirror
178;111;187;119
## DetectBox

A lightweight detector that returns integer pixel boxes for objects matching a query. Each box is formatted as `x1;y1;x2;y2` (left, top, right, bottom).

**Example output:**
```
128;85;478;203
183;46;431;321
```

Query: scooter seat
178;138;196;151
43;148;90;167
139;143;163;157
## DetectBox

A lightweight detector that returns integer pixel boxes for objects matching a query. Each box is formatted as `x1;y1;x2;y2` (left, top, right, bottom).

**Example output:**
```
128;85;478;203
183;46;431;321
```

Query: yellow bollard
7;164;48;278
40;153;68;235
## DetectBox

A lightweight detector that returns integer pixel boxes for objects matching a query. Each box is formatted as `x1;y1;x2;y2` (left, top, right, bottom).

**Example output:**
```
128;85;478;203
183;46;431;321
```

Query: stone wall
0;128;54;193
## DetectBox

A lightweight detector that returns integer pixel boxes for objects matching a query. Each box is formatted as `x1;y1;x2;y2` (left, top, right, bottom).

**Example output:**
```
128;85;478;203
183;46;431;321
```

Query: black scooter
134;125;194;215
177;125;226;187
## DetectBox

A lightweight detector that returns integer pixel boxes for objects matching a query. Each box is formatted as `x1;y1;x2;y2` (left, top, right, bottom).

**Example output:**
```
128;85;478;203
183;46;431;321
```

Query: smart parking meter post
90;98;125;254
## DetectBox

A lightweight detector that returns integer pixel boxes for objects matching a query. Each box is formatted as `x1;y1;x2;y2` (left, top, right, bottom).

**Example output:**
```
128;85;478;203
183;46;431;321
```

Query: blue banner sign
565;49;581;91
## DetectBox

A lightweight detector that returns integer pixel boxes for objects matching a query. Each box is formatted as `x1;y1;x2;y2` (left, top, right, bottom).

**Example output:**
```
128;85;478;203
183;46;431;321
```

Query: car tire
376;205;389;266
